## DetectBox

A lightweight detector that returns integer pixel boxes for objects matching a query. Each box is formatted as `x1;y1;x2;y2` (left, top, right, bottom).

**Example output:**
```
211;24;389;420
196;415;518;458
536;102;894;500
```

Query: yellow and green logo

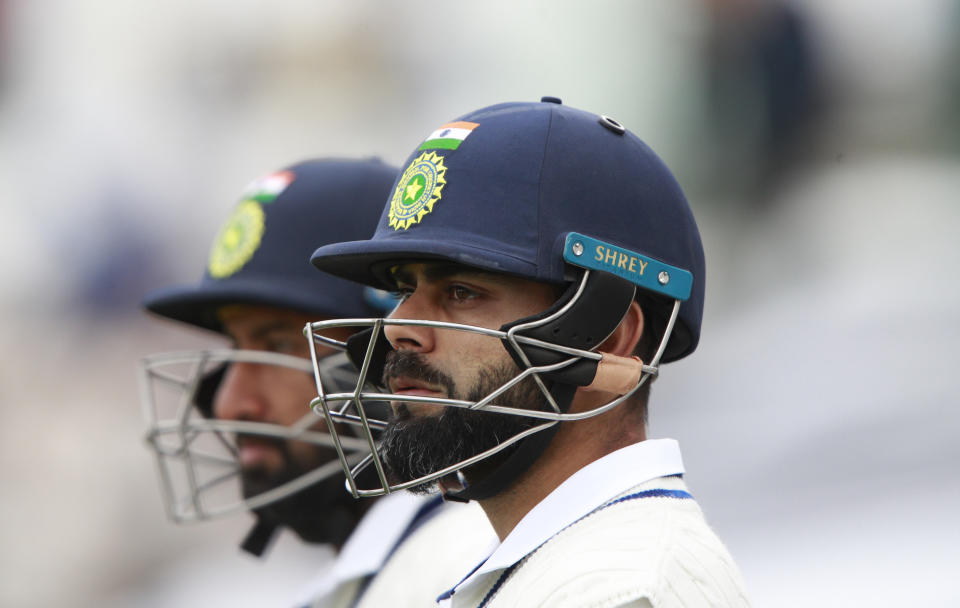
207;200;266;278
388;151;447;230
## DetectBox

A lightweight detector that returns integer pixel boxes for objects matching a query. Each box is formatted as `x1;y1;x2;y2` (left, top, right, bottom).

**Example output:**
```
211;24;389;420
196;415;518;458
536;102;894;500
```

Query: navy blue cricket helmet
144;157;398;331
311;99;704;361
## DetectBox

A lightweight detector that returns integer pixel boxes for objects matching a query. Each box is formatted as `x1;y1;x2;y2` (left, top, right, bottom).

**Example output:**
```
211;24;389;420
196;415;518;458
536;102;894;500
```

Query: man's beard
378;349;550;494
240;438;364;548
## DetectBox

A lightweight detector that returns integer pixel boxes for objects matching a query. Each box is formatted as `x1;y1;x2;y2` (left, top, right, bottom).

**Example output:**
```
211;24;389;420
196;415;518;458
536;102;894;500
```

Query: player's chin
241;473;281;501
381;459;440;495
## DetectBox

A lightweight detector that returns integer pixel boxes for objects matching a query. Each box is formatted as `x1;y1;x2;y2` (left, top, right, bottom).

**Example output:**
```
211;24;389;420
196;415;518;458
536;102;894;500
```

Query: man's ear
598;301;644;357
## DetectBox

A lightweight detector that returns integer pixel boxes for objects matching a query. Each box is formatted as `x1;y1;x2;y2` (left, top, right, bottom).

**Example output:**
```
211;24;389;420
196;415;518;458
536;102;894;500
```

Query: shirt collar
293;490;429;605
451;438;684;595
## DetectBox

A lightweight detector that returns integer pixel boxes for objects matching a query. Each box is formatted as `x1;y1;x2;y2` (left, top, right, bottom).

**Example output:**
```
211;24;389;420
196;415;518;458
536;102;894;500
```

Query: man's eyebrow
252;320;299;338
225;320;298;343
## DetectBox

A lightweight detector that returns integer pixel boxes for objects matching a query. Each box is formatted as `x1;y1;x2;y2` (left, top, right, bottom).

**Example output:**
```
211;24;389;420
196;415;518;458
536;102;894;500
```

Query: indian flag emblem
388;152;447;230
240;170;295;204
418;121;479;151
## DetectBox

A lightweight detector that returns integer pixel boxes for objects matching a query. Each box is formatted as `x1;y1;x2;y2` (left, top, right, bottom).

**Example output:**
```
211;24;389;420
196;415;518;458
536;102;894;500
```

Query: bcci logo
388;151;447;230
208;200;266;278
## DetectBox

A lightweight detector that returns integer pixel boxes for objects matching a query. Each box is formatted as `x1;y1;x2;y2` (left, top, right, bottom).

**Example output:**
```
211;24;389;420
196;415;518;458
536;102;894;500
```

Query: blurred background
1;0;957;606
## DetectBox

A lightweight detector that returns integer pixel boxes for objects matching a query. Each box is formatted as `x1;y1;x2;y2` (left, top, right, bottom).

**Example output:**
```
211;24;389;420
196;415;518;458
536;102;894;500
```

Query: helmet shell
311;100;705;360
145;158;398;331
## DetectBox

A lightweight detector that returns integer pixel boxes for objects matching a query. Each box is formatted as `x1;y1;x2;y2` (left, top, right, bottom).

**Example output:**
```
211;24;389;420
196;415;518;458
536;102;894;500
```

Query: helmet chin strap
240;516;278;557
445;270;636;502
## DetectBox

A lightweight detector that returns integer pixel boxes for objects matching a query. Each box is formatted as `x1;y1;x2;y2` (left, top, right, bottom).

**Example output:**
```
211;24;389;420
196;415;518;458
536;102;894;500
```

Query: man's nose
211;362;268;421
383;290;436;353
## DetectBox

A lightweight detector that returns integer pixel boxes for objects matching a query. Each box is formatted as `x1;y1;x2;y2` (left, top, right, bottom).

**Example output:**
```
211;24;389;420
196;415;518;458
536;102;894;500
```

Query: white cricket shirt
438;438;685;606
293;490;431;607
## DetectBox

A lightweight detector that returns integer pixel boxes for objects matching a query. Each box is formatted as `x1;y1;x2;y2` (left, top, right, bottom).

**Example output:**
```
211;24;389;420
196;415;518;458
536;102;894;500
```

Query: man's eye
449;285;476;302
266;338;302;355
